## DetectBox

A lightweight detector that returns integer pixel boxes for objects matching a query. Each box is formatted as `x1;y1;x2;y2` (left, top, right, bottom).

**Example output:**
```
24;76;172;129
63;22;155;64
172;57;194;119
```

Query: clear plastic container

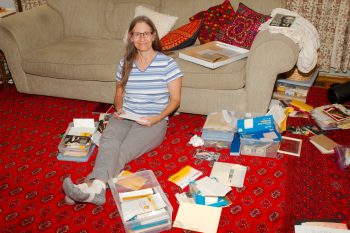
334;145;350;170
108;170;173;233
240;138;280;157
58;122;97;154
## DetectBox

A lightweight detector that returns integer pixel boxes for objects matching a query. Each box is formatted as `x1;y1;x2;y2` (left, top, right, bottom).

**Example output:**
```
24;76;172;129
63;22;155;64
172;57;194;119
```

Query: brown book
309;134;338;154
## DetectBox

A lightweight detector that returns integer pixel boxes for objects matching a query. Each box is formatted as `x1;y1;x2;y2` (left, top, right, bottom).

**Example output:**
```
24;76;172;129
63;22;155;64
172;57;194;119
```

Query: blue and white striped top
116;52;183;116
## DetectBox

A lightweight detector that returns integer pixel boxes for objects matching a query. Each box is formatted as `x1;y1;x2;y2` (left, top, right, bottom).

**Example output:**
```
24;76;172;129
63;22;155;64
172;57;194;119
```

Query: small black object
327;80;350;104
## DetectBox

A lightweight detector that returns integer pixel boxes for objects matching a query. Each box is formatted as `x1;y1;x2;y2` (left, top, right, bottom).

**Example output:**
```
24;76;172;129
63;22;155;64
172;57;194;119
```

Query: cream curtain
286;0;350;73
13;0;47;12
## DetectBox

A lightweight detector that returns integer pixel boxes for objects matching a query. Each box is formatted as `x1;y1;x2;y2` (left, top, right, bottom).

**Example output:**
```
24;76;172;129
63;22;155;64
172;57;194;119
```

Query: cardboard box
108;170;173;233
237;115;281;157
179;41;249;69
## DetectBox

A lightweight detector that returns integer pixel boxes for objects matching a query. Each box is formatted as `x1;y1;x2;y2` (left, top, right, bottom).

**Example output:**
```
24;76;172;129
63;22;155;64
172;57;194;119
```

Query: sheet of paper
121;193;166;221
194;176;231;197
175;192;195;204
266;105;287;131
295;225;350;233
68;118;96;135
173;202;222;233
302;222;348;229
119;188;153;202
210;162;247;188
119;112;148;123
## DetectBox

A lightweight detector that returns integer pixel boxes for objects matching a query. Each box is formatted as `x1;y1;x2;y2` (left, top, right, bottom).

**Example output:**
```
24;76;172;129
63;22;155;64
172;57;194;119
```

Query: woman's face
130;22;155;52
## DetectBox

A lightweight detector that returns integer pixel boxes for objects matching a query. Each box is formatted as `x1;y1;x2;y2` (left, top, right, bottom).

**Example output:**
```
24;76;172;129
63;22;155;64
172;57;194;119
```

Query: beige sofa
0;0;298;115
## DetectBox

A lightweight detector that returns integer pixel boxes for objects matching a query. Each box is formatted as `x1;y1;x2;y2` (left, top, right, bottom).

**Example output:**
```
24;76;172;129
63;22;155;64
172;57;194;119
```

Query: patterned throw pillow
160;20;202;51
189;0;235;44
216;3;270;49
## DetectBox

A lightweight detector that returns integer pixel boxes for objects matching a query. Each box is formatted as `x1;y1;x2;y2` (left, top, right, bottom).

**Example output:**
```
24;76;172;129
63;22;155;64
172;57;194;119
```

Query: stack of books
272;66;319;103
201;111;237;148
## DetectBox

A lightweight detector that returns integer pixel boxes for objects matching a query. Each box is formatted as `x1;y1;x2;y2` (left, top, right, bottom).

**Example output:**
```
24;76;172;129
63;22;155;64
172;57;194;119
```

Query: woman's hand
113;108;125;120
137;115;162;127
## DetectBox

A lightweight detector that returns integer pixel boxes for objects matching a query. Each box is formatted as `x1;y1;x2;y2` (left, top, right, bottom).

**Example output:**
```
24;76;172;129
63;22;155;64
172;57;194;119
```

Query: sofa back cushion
105;0;161;39
48;0;114;39
161;0;285;28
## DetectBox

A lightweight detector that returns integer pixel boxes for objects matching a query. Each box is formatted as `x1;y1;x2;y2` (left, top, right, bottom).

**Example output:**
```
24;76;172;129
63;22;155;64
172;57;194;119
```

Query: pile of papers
170;163;247;232
311;104;350;130
201;110;238;148
108;170;172;233
295;221;350;233
57;119;97;162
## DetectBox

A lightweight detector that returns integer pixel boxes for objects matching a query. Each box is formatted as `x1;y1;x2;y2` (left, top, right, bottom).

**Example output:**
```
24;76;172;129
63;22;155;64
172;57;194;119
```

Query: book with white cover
179;41;249;69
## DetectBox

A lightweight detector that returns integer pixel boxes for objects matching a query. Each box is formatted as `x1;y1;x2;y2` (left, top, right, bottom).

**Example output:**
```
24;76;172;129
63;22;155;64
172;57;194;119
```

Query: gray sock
62;177;89;202
62;177;106;205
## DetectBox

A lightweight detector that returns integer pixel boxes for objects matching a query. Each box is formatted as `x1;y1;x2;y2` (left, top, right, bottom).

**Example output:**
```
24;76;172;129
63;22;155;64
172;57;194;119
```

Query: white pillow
123;5;178;42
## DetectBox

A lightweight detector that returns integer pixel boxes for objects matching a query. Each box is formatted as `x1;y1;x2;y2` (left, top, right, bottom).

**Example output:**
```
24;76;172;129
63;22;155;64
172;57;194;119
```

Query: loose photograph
270;14;296;27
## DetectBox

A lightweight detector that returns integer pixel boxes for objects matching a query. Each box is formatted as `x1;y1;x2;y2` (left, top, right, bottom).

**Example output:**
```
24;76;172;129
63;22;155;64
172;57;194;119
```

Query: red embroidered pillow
216;3;270;49
160;20;202;51
189;0;235;44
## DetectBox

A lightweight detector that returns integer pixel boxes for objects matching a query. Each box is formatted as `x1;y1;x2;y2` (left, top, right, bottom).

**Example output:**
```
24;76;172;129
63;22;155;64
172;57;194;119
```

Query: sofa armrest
245;30;299;113
0;5;63;53
0;5;63;92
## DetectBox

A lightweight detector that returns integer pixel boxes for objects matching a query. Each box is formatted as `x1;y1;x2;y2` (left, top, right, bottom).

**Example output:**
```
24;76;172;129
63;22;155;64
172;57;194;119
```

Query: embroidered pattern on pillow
160;20;202;51
189;0;235;44
216;3;270;49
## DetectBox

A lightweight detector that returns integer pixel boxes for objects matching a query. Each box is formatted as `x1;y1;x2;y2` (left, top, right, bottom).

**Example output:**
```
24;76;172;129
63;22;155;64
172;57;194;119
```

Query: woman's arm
140;77;182;126
113;81;125;118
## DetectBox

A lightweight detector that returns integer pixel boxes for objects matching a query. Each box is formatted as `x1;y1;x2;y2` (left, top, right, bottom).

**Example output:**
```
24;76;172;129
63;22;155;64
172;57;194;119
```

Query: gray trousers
87;117;167;182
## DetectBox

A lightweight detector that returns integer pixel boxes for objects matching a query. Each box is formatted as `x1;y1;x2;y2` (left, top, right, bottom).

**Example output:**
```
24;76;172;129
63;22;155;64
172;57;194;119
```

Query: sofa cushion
173;51;246;90
160;19;202;51
21;37;123;82
160;0;224;28
105;0;161;39
48;0;113;39
216;3;270;49
189;0;235;44
123;5;178;42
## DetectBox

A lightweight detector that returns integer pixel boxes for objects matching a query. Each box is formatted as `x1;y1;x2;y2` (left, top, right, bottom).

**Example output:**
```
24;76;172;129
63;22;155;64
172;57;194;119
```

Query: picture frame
277;136;302;156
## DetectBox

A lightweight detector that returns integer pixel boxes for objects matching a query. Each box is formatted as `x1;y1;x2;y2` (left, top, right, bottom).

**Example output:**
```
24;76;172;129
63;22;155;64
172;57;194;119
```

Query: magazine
270;14;296;27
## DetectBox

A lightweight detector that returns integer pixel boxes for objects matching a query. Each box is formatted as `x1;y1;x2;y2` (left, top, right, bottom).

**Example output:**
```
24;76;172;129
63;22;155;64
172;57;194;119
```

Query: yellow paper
116;171;148;191
168;165;192;184
290;100;313;112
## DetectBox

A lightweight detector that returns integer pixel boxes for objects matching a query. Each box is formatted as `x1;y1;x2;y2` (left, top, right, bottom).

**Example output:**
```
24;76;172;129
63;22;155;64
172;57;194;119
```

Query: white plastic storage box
108;170;173;233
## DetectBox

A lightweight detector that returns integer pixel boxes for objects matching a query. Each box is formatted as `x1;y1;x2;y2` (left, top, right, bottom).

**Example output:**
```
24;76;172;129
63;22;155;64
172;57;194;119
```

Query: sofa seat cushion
21;37;123;82
173;52;246;90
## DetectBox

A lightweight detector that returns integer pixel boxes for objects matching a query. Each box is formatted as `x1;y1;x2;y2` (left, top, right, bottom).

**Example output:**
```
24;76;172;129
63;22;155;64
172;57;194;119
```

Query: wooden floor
314;75;350;88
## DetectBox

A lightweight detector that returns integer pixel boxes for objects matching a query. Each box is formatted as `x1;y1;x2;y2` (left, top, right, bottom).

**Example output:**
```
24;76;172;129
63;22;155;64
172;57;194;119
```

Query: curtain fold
286;0;350;73
13;0;47;12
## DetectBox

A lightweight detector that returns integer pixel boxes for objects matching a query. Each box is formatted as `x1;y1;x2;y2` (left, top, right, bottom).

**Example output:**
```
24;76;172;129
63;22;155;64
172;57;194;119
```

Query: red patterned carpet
0;86;349;233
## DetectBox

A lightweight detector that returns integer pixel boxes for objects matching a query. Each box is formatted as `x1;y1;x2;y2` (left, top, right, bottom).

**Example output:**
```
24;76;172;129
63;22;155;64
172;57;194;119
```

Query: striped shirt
116;52;183;116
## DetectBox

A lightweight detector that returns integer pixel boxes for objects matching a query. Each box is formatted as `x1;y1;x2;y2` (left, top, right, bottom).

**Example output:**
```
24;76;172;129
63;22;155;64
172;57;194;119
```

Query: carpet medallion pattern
0;87;349;232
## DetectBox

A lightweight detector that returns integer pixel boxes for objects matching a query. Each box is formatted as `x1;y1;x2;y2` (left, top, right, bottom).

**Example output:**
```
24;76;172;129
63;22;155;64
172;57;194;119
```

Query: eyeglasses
131;31;153;39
